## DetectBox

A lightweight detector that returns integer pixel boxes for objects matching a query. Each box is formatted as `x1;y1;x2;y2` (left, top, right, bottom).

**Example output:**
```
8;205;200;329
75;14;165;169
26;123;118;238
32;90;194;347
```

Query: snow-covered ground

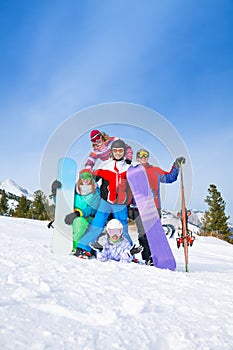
0;216;233;350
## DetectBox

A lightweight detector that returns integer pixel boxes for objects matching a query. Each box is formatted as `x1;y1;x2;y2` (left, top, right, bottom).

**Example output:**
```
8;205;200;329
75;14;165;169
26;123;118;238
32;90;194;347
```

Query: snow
0;178;34;200
1;216;233;350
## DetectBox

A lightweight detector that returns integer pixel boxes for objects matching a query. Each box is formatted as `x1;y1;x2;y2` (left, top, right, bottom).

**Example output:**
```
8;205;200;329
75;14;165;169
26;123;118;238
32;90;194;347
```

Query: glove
64;211;80;225
89;242;103;252
49;180;62;198
174;157;185;168
125;158;132;164
130;244;143;256
47;220;54;229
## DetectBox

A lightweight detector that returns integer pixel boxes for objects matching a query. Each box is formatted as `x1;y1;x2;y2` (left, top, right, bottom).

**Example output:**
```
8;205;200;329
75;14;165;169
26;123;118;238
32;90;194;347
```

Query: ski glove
49;180;62;198
64;211;80;225
130;244;143;256
125;158;132;165
174;157;185;168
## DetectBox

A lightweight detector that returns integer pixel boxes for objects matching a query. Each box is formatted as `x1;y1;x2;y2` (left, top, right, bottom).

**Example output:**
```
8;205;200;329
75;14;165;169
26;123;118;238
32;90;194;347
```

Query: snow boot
132;258;140;264
145;256;153;266
74;247;91;259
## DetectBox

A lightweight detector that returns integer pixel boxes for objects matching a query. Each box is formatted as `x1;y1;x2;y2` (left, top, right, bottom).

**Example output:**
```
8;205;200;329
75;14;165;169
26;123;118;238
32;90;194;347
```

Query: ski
127;164;176;271
52;157;77;256
179;163;189;272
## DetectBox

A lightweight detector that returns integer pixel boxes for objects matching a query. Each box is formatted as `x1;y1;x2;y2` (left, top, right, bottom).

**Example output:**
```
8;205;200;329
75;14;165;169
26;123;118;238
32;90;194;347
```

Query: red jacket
94;159;132;205
143;162;179;209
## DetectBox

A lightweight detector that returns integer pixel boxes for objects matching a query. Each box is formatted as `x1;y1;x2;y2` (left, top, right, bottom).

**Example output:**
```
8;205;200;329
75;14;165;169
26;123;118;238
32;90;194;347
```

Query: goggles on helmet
112;148;125;154
80;172;92;180
107;228;122;237
91;133;102;143
108;228;122;243
137;150;149;158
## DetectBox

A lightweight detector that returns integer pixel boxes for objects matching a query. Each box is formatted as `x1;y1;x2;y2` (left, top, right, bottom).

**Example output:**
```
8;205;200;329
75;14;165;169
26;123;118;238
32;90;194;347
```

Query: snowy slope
0;216;233;350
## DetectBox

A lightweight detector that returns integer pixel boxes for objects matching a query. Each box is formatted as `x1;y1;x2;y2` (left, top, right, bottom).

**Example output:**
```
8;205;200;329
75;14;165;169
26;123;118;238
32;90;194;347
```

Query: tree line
0;184;232;244
0;189;54;221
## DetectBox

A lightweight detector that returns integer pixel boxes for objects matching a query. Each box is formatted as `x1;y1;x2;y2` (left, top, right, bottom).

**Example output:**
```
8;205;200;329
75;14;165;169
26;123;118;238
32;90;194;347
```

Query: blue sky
1;0;233;217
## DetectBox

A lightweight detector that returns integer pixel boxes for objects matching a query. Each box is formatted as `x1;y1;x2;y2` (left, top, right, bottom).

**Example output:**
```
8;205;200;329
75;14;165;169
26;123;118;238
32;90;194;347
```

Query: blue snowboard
127;164;176;270
52;157;77;256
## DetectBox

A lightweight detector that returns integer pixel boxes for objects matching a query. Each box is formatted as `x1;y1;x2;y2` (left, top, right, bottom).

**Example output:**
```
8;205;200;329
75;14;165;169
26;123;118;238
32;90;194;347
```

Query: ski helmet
106;219;123;242
111;139;126;158
90;129;102;142
79;169;93;181
136;149;149;158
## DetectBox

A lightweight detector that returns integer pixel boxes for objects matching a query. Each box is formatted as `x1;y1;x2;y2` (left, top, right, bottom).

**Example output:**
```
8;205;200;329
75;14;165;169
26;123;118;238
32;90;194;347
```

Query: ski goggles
91;133;102;143
107;228;122;237
79;172;93;180
112;148;125;154
136;150;149;158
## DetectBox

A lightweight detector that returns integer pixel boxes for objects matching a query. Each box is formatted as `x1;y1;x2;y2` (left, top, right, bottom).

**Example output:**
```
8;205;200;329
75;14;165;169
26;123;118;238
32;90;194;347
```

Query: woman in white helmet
92;219;141;263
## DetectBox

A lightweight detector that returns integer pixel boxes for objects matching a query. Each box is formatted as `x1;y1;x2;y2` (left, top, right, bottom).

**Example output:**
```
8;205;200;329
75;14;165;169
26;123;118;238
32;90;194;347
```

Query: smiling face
137;155;149;165
107;227;123;242
91;133;104;149
112;147;125;160
136;149;149;166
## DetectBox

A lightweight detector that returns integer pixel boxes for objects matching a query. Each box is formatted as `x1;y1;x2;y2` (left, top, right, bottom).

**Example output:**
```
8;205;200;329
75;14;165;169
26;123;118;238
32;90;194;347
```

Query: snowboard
127;164;176;271
52;157;77;256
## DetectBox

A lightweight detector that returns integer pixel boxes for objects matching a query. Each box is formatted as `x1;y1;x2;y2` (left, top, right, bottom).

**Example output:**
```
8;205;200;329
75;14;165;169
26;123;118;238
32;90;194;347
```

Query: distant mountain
0;178;34;200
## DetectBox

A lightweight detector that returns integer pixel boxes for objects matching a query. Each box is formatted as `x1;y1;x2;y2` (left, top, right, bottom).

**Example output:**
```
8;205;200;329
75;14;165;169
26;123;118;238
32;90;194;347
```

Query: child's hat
79;169;93;181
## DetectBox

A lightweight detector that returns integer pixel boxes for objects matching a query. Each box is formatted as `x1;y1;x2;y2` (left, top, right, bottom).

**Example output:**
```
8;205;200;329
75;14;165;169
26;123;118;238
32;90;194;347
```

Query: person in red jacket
131;148;185;265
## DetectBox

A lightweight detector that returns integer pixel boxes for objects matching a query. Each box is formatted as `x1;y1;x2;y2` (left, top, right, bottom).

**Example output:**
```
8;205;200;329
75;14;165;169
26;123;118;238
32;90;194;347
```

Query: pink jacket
85;137;133;169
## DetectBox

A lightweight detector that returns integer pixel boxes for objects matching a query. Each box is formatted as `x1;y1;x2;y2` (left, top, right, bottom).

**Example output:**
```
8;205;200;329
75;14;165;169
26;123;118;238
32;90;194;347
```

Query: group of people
51;129;185;265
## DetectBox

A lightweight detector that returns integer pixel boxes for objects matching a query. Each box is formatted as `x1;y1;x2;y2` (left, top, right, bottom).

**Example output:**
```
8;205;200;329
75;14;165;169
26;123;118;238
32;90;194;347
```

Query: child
50;169;101;250
84;129;133;169
91;219;141;263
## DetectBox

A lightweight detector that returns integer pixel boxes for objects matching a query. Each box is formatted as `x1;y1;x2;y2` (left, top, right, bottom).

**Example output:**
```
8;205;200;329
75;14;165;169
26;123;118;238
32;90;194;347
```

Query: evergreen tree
202;184;230;236
29;190;49;220
0;190;9;215
9;208;15;217
14;195;30;218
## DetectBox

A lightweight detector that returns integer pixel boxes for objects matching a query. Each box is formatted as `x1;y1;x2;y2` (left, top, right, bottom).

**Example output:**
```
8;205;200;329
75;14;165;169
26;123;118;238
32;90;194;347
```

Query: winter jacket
85;137;133;169
94;159;132;205
72;186;101;249
142;162;179;210
96;237;132;263
74;186;101;223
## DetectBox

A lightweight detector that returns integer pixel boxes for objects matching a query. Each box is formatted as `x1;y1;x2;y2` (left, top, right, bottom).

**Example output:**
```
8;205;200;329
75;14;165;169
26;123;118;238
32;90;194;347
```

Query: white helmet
106;219;123;242
106;219;123;232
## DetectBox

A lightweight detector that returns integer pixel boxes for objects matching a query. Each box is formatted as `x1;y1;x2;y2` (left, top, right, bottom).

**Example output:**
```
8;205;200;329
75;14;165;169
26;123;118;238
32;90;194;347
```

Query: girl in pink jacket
85;129;133;169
